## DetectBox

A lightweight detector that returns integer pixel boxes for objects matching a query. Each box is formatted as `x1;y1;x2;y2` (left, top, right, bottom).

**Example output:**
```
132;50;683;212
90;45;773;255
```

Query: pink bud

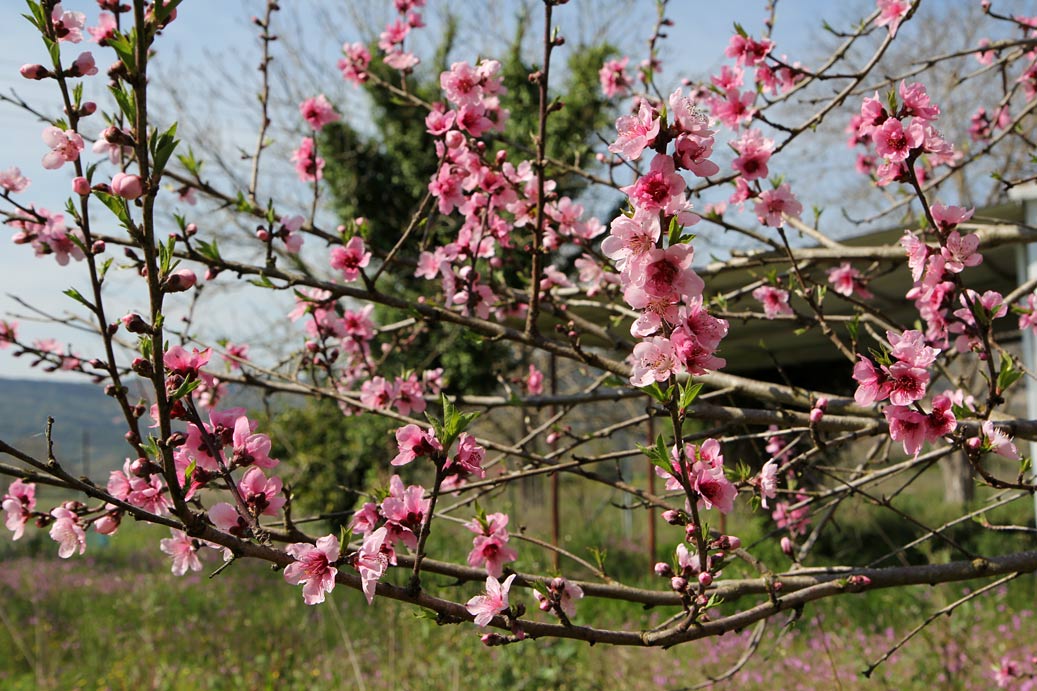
162;269;197;293
111;172;143;200
670;576;687;592
184;223;198;236
780;536;794;556
661;510;682;525
538;598;551;611
94;512;121;535
80;101;97;116
809;407;824;424
726;536;741;550
445;130;465;149
129;457;149;475
73;176;91;196
91;240;105;254
20;64;48;80
815;396;828;411
71;52;99;77
256;229;270;242
698;572;713;587
654;562;672;577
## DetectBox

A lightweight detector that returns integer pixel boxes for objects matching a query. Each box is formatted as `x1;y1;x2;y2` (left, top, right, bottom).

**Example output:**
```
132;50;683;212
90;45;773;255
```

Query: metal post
1009;184;1037;534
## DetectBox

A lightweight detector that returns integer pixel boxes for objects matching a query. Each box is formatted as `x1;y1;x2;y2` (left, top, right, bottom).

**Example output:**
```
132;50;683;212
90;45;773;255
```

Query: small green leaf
997;355;1024;394
170;376;201;402
63;287;93;310
640;382;673;404
678;381;703;411
94;190;132;229
183;459;197;486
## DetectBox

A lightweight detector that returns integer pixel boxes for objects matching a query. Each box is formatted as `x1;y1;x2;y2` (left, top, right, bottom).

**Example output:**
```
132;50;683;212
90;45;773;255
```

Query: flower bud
20;64;48;80
91;240;105;254
129;457;149;476
131;357;153;377
184;223;198;237
162;269;197;293
670;576;687;592
780;536;794;556
80;101;97;116
698;572;713;587
111;172;143;200
654;562;672;577
444;130;465;149
121;313;149;333
93;511;121;535
73;176;91;196
661;509;682;525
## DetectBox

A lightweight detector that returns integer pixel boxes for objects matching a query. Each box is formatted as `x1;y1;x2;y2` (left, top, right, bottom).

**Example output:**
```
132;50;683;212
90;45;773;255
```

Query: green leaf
678;381;703;412
63;287;93;310
183;459;197;487
195;239;222;263
436;392;480;448
997;355;1024;394
177;147;203;176
638;434;673;475
248;274;278;289
151;122;179;177
94;190;132;229
640;381;673;404
666;215;681;246
170;376;201;402
107;31;136;71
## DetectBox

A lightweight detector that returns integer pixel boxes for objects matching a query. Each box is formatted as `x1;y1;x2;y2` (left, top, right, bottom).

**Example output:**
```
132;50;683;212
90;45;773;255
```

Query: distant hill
0;376;291;480
0;377;133;477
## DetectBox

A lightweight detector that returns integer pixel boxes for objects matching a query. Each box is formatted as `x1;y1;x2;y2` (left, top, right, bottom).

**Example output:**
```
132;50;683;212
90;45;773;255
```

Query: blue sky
0;0;858;381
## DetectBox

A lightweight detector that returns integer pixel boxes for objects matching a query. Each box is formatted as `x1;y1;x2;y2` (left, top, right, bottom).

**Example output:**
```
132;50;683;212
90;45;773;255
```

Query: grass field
1;473;1035;690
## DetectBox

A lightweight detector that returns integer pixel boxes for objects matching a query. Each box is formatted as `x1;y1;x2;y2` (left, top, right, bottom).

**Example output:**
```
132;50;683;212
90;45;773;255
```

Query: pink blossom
852;356;889;405
239;467;285;516
284;534;340;605
0;167;30;193
827;263;873;299
725;34;774;67
629;336;680;387
711;88;756;128
885;405;927;456
468;533;519;578
772;494;812;535
876;0;911;37
51;4;86;43
159;529;203;575
163;345;211;377
731;129;774;182
874;118;923;163
0;321;16;350
339;43;372;84
888;329;939;368
535;577;585;619
898;81;940;122
291;137;324;182
231;415;277;468
70;52;98;77
753;183;802;227
299;94;340;131
381;476;430;551
107;458;169;515
981;421;1019;460
901;231;929;281
608;101;659;160
599;57;632;98
466;574;516;627
622;155;687;214
41;126;85;169
448;433;486;479
2;479;35;540
757;460;778;509
600;211;660;273
526;364;544;395
50;506;86;558
752;285;793;319
330;236;371;282
355;526;391;604
88;12;117;44
391;424;442;466
931;203;974;233
627;244;702;303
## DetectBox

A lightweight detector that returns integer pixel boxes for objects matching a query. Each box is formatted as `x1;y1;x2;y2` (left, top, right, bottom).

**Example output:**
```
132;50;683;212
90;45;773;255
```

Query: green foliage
265;399;391;529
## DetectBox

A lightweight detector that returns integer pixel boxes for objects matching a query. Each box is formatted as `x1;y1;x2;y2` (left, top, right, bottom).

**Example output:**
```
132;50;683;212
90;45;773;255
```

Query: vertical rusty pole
550;353;560;572
647;415;656;567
